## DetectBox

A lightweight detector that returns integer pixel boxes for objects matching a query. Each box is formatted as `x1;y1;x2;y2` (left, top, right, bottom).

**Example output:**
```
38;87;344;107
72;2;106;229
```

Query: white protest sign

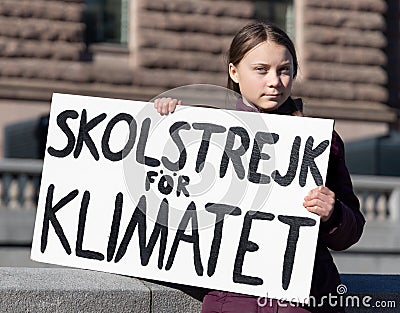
31;93;334;303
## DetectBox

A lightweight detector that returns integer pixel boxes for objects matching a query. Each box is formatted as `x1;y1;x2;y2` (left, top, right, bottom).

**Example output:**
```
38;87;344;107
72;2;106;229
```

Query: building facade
0;0;399;156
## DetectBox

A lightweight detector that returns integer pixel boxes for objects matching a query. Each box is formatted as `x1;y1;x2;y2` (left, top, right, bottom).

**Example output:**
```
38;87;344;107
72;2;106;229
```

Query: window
84;0;129;45
385;1;400;108
254;0;295;40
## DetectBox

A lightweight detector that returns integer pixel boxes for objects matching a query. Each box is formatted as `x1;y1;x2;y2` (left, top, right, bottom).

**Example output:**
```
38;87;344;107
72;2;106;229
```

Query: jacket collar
236;97;303;115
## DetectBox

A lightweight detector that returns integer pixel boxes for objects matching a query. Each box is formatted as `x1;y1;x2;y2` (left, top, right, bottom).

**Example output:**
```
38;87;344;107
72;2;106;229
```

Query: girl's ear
229;63;239;83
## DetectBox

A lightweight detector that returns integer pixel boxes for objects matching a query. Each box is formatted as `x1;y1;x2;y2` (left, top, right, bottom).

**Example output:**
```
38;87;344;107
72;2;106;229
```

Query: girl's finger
306;187;334;201
306;205;319;215
168;99;177;113
304;191;332;204
314;186;335;197
153;97;181;115
158;98;168;115
305;196;335;211
306;206;331;222
304;198;327;209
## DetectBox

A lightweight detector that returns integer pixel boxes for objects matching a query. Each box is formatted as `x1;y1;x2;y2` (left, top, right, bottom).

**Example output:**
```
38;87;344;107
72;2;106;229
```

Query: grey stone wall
0;268;398;313
0;268;202;313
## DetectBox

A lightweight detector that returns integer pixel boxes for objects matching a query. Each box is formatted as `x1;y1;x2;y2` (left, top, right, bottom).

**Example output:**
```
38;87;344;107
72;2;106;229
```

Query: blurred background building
0;0;399;275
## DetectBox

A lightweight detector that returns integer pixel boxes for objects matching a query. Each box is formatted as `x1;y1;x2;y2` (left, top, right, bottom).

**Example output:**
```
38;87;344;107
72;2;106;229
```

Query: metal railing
1;159;400;222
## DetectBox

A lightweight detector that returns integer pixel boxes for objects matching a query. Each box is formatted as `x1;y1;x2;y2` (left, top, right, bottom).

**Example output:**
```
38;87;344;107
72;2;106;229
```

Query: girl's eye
280;67;291;74
256;67;267;73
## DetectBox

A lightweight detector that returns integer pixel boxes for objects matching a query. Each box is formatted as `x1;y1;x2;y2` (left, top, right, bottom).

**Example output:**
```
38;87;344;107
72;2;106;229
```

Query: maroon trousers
202;292;312;313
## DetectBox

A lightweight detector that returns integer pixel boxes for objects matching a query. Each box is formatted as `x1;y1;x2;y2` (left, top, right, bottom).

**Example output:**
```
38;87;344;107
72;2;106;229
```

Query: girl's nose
266;71;280;87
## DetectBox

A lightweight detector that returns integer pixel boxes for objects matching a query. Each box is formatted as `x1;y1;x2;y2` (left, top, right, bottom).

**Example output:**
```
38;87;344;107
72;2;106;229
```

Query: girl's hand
154;97;182;115
303;186;335;222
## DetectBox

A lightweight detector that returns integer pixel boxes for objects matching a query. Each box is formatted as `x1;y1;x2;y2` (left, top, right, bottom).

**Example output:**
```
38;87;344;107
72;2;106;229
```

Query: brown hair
227;22;298;95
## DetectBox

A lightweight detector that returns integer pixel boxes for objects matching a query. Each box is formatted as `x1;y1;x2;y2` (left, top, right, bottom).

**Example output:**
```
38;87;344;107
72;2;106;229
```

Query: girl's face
229;41;294;111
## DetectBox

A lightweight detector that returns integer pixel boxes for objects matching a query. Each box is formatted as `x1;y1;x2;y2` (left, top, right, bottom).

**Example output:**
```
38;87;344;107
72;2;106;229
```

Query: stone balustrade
0;158;42;210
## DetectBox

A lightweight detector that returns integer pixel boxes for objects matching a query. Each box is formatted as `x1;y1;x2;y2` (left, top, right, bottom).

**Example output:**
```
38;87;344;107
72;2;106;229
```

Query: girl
154;22;365;313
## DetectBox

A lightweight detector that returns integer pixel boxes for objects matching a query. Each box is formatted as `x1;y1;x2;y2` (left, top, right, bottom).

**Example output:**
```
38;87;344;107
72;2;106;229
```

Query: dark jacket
235;97;366;312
